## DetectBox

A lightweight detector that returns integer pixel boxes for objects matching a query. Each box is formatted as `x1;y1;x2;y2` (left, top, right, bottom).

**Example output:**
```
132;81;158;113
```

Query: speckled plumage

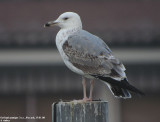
62;30;126;80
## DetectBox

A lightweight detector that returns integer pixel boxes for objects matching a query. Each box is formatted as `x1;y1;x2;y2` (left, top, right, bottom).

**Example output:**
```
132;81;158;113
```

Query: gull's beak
44;20;58;28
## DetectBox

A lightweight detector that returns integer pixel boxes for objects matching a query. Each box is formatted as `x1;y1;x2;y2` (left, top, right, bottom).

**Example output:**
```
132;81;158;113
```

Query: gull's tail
107;84;132;98
92;75;145;99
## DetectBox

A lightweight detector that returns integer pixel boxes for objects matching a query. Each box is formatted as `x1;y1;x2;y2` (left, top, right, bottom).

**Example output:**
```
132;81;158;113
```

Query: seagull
44;12;144;101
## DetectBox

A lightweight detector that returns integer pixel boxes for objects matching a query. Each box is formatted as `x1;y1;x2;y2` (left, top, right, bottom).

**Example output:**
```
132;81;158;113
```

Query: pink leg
82;77;89;101
89;80;94;101
73;77;93;103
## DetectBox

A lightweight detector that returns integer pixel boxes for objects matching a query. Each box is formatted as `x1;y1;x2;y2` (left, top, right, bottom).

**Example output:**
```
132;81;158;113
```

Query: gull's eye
63;17;69;20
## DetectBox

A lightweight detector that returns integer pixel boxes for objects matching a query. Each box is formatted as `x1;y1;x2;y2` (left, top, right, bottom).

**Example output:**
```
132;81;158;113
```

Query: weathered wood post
52;101;108;122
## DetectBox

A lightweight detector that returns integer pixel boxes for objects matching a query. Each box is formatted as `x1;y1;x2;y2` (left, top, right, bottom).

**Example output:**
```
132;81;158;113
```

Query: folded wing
62;30;126;81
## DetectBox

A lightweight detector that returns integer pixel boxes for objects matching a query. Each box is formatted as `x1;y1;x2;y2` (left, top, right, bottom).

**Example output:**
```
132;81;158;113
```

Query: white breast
55;29;84;75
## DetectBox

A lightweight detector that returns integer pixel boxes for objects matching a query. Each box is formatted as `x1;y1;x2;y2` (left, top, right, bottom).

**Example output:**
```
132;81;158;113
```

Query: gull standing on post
44;12;144;101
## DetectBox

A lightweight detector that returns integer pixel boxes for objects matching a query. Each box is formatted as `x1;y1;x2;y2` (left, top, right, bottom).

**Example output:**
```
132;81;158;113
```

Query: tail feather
92;75;145;98
107;83;131;98
121;78;145;96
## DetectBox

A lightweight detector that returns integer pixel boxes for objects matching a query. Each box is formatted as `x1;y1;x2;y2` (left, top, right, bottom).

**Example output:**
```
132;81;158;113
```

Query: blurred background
0;0;160;122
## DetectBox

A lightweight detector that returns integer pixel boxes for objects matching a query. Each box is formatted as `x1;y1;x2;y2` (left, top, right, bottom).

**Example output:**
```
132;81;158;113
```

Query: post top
53;100;108;106
52;100;108;122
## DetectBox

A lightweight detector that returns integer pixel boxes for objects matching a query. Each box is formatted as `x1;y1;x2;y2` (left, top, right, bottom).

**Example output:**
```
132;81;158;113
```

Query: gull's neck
57;26;82;41
61;26;82;34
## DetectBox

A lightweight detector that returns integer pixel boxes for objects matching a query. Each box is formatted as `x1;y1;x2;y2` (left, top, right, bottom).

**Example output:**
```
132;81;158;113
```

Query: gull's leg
88;80;95;101
74;77;92;103
82;77;88;101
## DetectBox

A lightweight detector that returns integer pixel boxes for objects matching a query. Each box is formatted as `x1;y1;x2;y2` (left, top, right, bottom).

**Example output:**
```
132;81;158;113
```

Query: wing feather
62;30;126;80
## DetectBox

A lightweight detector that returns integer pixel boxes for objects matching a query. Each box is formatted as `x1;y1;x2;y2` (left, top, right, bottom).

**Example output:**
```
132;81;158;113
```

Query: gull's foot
83;97;92;102
71;97;92;103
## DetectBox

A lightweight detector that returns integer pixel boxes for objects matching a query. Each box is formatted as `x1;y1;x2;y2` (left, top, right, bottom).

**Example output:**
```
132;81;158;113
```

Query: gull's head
44;12;82;29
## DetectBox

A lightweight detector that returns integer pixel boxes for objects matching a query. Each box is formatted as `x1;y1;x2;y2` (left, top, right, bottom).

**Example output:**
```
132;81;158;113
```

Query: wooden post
52;101;108;122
